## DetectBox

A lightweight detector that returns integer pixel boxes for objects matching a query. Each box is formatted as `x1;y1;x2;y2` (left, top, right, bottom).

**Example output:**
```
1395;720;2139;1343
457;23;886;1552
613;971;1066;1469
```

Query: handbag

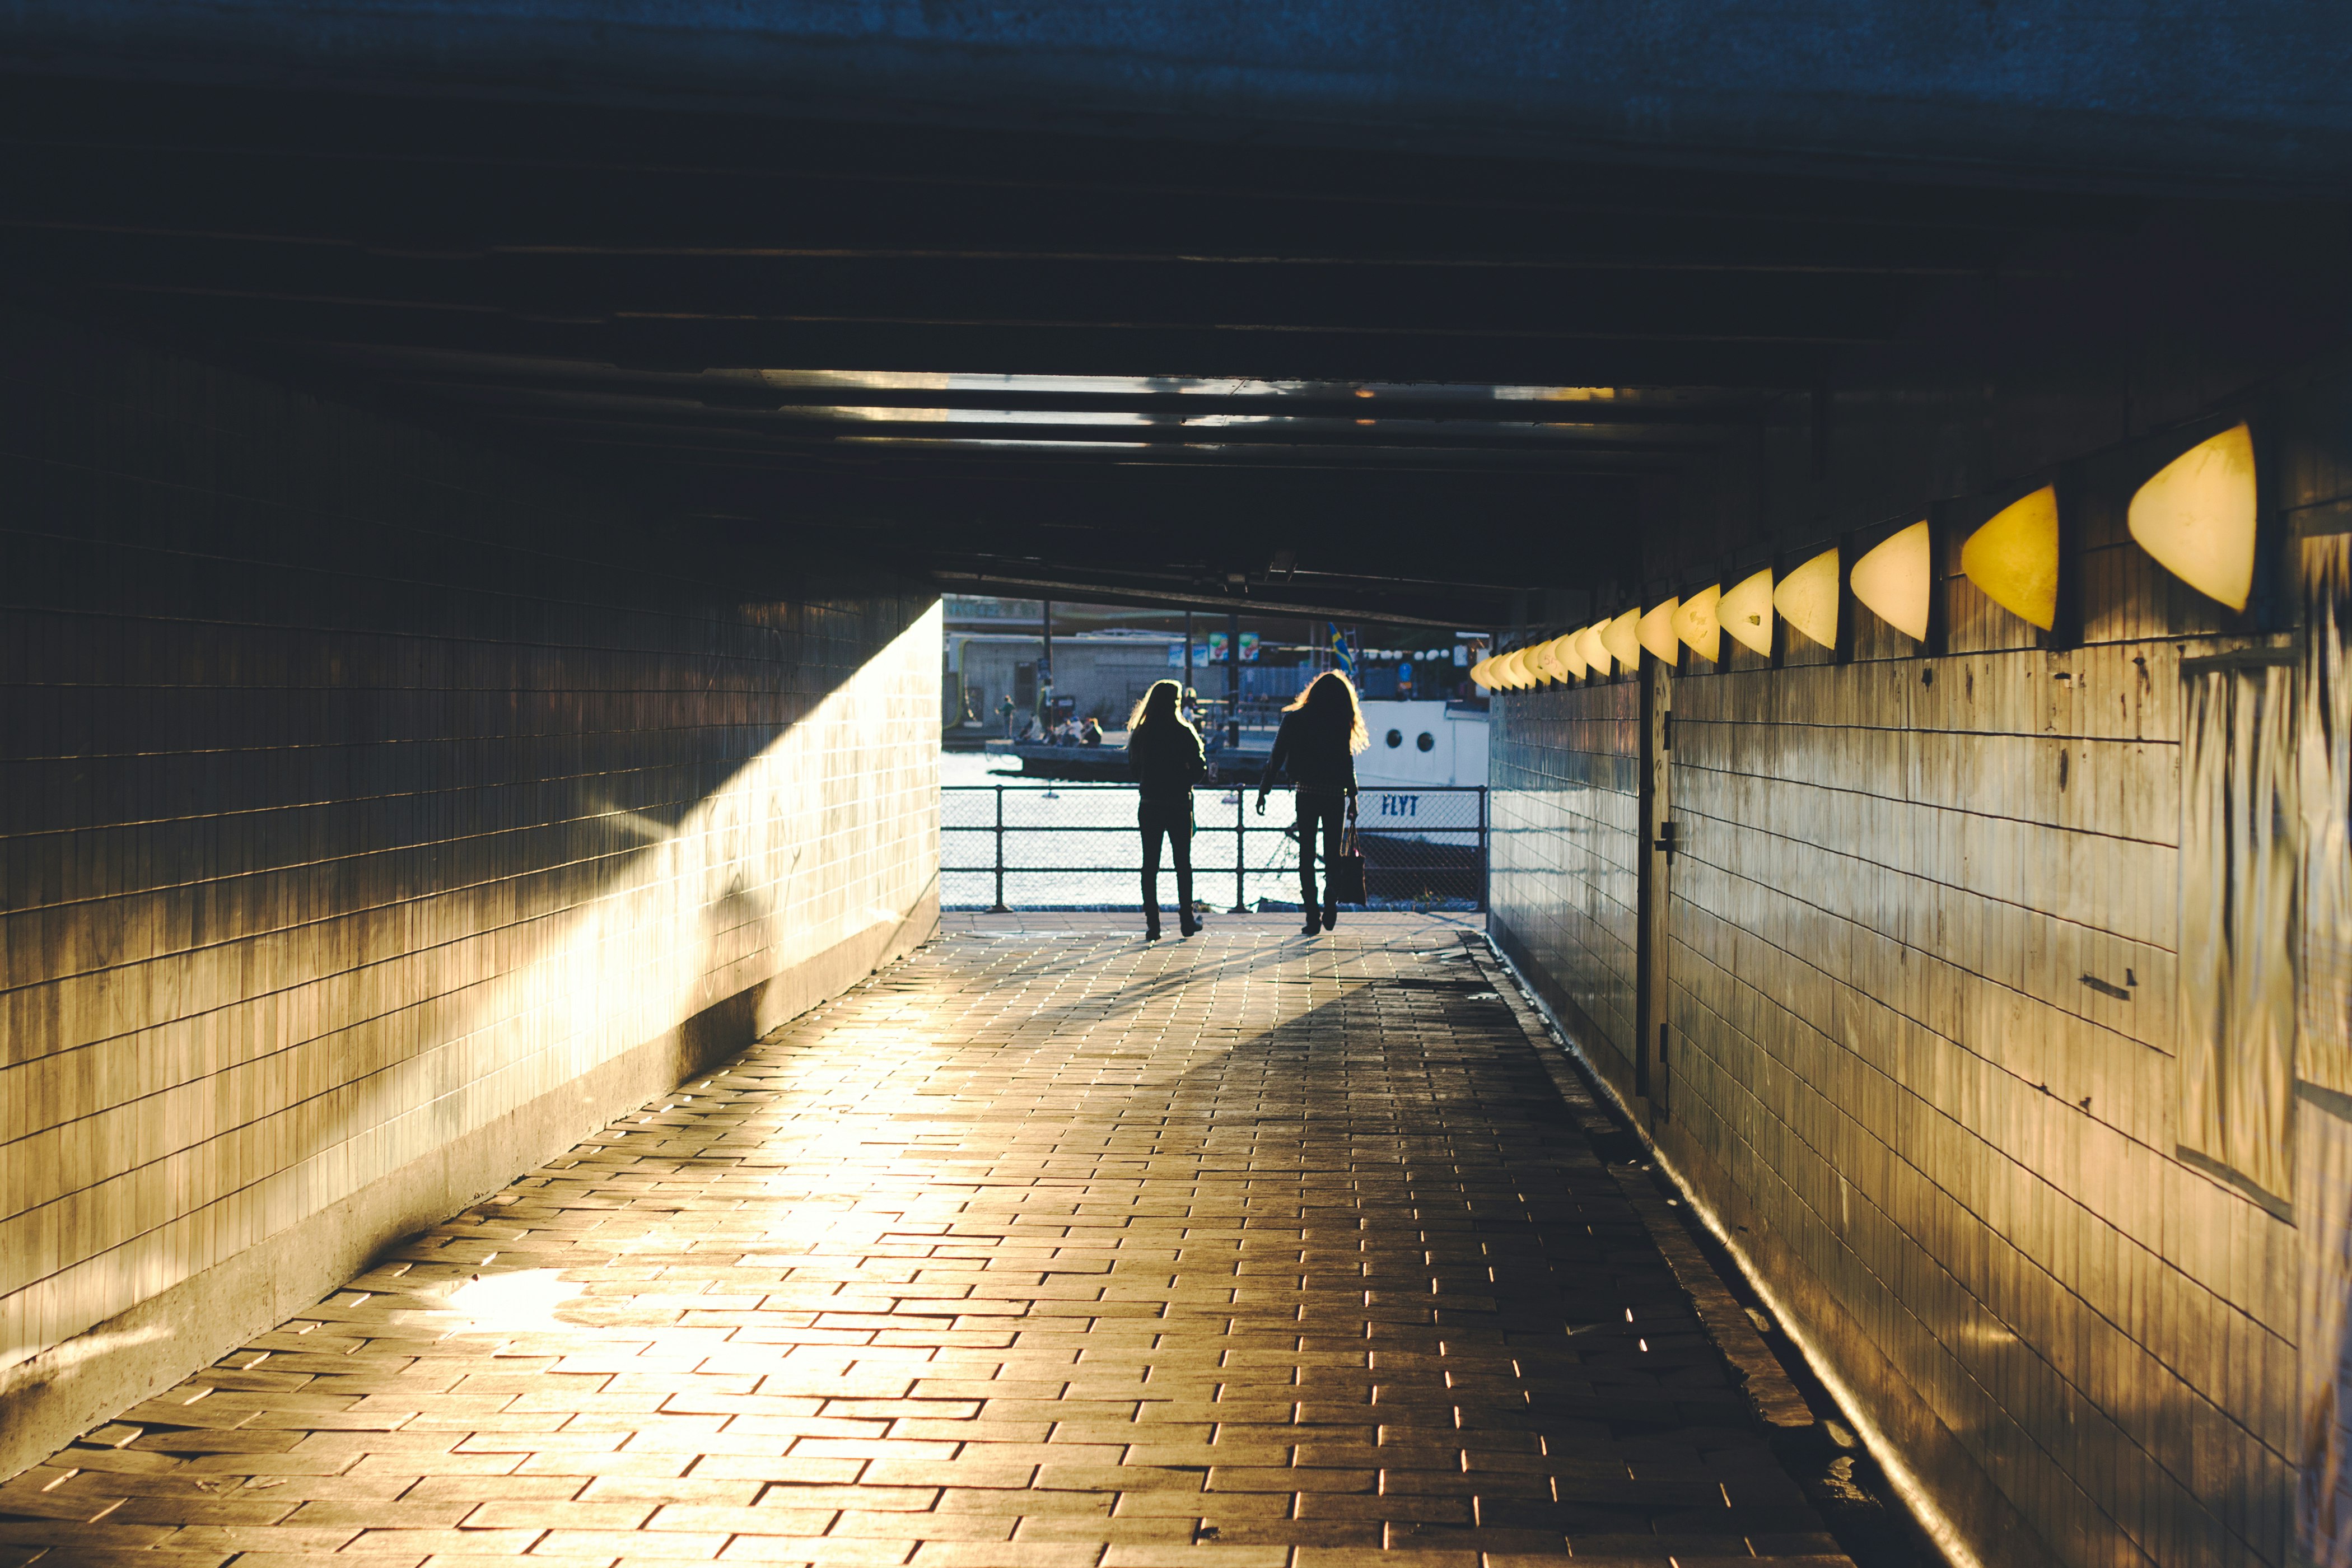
1325;796;1368;905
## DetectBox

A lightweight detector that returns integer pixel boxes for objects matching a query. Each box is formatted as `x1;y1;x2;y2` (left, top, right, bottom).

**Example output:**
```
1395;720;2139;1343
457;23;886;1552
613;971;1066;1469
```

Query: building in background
944;595;1487;734
950;629;1180;732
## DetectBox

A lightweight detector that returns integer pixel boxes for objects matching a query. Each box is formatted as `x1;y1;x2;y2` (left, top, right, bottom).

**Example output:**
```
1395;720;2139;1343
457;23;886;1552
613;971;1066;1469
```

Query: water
938;748;1482;911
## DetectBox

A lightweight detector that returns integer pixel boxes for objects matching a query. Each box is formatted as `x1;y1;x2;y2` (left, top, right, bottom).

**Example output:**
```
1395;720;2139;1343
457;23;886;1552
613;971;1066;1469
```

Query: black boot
1322;902;1338;931
1300;897;1321;935
1177;873;1200;936
1145;913;1162;941
1179;910;1202;937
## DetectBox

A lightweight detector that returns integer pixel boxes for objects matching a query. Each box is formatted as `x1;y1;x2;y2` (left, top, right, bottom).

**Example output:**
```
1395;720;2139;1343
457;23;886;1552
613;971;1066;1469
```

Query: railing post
990;785;1008;912
1231;790;1248;913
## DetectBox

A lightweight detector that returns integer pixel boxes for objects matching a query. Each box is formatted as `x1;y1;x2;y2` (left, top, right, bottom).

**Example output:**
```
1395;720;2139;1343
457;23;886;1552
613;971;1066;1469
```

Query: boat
1353;699;1489;792
1344;699;1490;902
980;699;1486;799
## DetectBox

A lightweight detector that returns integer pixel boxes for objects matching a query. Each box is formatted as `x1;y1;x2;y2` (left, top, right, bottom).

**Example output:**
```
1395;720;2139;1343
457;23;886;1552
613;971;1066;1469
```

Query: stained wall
1491;369;2352;1568
0;310;941;1475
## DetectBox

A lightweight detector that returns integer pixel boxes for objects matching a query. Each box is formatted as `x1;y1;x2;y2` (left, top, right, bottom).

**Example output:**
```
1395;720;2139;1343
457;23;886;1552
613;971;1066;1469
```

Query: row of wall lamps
1470;423;2257;689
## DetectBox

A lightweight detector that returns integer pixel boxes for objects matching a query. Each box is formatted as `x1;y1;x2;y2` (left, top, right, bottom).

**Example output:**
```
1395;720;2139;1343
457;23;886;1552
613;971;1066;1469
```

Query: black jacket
1260;710;1359;797
1128;720;1207;805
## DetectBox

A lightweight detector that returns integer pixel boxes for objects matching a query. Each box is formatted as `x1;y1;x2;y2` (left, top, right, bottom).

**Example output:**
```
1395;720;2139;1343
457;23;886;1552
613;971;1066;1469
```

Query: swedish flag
1326;622;1356;678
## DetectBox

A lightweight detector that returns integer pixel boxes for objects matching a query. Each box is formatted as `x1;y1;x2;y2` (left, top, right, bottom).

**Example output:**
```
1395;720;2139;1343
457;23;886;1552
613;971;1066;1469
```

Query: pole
1225;610;1241;751
1478;786;1490;913
1183;610;1193;712
1233;797;1248;913
1039;598;1053;732
991;785;1008;912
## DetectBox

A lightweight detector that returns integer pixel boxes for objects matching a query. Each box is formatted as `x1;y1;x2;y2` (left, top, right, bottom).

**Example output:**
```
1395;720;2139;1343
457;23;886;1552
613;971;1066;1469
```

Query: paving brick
713;1539;914;1564
12;921;1853;1568
349;1529;549;1552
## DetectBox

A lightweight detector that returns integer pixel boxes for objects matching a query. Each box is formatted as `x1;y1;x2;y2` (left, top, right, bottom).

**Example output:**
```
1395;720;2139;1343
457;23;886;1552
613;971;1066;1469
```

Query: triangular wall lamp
1961;485;2060;631
1851;520;1932;642
1639;599;1681;666
1599;609;1641;671
1673;585;1721;664
1774;547;1841;651
1553;632;1588;682
1579;622;1613;678
2128;422;2257;612
1720;568;1775;656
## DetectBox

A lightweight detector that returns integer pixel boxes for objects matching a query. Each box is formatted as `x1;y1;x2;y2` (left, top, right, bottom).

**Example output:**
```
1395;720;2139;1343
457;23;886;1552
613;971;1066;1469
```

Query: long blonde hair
1128;679;1198;739
1285;670;1370;753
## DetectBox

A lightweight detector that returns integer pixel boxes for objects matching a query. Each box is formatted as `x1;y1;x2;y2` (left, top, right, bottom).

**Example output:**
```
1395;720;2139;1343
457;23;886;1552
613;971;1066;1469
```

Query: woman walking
1127;679;1206;940
1255;671;1368;934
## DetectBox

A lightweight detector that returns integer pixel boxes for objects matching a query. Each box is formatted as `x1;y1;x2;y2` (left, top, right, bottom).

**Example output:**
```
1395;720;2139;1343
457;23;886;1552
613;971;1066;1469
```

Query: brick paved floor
5;917;1851;1568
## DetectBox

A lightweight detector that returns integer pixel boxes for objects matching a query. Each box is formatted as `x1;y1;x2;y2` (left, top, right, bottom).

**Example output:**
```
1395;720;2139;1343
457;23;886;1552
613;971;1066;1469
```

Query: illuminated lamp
1484;652;1512;688
1554;631;1588;682
1599;609;1640;672
1578;622;1612;678
1639;599;1680;666
1720;567;1775;656
1469;657;1493;688
1850;521;1931;642
1961;484;2059;631
1496;649;1530;688
1527;640;1564;684
2129;422;2257;612
1673;585;1722;664
1772;547;1840;650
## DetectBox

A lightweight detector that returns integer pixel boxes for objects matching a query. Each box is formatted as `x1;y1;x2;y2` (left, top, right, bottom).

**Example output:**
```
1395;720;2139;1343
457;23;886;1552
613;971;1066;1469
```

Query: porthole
1384;728;1403;749
1416;732;1435;752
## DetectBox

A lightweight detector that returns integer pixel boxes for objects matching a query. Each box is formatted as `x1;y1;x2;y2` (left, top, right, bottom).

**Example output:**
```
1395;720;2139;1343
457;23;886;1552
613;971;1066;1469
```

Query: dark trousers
1296;792;1347;907
1139;799;1193;917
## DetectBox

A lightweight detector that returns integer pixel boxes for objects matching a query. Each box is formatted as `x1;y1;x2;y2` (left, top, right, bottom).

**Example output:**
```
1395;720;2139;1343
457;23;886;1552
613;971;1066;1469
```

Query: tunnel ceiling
1;73;2344;626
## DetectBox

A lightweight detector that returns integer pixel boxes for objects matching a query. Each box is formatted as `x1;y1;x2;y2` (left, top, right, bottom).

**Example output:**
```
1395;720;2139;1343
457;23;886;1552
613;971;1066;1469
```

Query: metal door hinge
1653;820;1678;855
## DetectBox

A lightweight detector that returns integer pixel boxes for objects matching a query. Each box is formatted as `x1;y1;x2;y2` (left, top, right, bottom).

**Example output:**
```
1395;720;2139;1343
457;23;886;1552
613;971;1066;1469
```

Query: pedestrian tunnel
3;12;2352;1568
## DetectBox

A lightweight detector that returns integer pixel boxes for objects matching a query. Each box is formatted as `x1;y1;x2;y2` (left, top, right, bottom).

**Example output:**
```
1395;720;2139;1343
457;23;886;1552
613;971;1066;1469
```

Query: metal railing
943;783;1488;912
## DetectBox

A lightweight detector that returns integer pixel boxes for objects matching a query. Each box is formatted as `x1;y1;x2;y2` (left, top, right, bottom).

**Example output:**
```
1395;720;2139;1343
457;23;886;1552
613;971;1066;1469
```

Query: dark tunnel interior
8;13;2352;1568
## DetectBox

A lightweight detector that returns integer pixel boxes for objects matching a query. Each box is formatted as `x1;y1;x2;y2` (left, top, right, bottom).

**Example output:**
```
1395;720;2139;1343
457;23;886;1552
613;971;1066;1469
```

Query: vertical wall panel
2297;1096;2352;1568
2178;663;2298;1206
2302;537;2352;1096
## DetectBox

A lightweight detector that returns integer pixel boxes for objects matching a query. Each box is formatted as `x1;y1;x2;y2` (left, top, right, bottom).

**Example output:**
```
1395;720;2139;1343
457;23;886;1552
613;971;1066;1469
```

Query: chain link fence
943;783;1487;911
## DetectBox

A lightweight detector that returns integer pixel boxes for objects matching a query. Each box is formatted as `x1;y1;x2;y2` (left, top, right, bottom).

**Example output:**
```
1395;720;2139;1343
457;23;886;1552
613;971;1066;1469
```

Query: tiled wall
1488;679;1642;1091
1491;376;2352;1568
0;310;941;1474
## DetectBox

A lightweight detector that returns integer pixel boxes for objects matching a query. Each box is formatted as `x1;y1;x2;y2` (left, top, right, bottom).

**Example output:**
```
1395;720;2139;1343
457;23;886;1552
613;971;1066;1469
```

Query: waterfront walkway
3;916;1850;1568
